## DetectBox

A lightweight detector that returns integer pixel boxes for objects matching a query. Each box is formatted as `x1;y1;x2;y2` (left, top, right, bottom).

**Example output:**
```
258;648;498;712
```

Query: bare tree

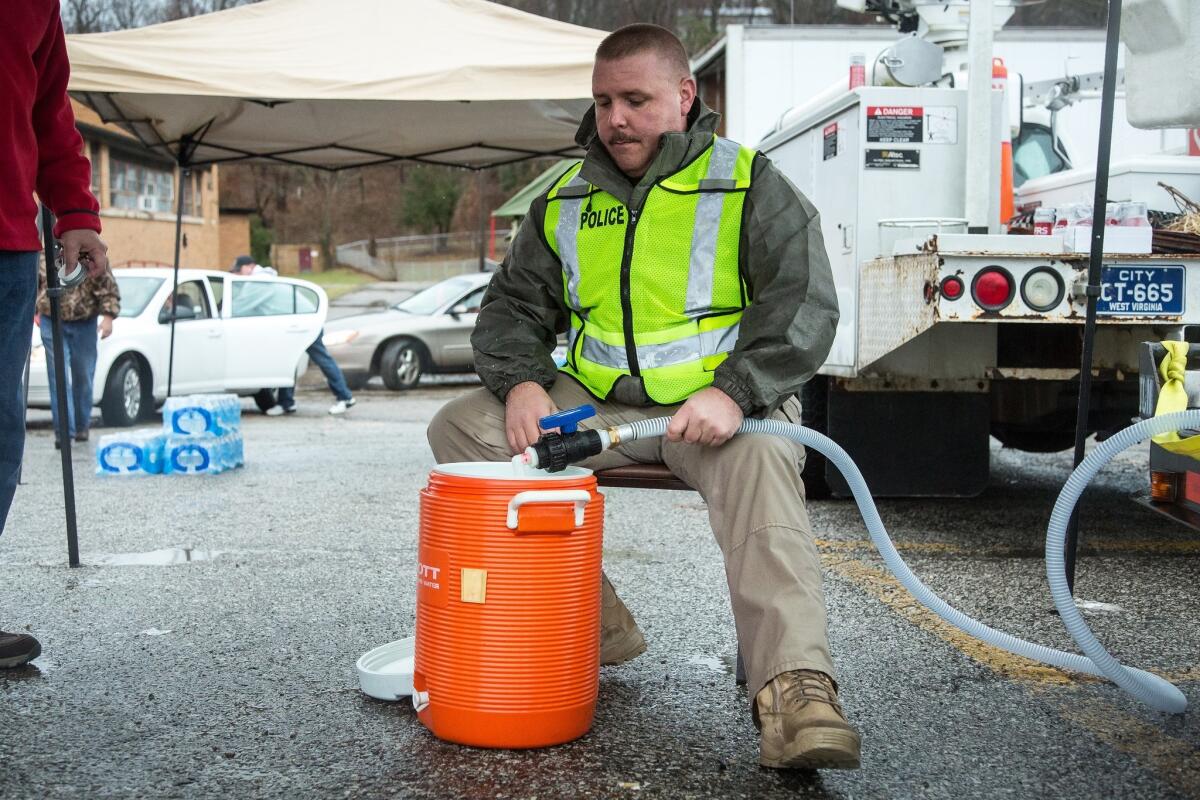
308;171;343;272
62;0;107;33
107;0;155;30
161;0;258;22
62;0;264;32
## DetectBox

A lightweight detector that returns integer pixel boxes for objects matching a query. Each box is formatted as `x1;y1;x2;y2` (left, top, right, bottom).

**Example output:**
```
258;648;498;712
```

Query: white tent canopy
67;0;608;170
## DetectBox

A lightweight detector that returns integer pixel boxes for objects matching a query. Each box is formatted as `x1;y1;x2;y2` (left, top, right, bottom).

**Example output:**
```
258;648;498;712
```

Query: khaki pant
426;377;834;698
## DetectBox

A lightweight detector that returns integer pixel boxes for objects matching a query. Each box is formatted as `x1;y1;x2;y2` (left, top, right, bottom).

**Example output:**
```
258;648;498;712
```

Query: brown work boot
599;573;646;665
755;670;861;770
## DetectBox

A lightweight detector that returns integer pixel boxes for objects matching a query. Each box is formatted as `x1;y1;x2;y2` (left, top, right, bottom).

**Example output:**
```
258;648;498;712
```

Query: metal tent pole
167;137;194;399
1065;0;1123;594
39;207;80;568
476;169;488;272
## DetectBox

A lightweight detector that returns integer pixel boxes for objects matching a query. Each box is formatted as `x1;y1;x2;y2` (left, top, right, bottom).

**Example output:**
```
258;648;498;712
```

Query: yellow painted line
823;553;1197;687
1159;666;1200;684
825;553;1200;799
821;553;1081;685
816;538;972;556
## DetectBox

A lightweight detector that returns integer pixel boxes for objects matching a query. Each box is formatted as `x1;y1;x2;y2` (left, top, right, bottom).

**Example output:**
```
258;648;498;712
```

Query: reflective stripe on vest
581;321;741;370
544;136;755;404
686;136;740;317
553;170;591;313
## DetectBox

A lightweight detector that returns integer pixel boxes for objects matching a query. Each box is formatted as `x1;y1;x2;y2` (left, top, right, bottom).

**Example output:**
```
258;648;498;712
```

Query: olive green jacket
471;100;839;417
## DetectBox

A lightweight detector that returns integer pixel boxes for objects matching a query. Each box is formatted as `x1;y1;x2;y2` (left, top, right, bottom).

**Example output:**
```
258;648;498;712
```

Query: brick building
73;100;247;270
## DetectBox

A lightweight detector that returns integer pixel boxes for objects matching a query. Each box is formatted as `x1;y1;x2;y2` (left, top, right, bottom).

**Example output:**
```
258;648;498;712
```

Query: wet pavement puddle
91;546;227;566
688;653;737;675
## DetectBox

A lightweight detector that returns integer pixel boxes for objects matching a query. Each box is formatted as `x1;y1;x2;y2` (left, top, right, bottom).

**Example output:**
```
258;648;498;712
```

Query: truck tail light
939;275;965;300
1020;268;1065;312
1150;470;1178;503
972;267;1015;311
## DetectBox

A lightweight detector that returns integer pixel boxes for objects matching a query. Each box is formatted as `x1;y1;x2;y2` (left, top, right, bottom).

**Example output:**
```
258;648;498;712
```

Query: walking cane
39;206;83;568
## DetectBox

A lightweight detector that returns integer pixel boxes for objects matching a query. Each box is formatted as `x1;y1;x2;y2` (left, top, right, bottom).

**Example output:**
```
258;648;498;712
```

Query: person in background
2;0;109;668
230;254;350;414
36;259;120;447
231;254;277;276
271;332;357;417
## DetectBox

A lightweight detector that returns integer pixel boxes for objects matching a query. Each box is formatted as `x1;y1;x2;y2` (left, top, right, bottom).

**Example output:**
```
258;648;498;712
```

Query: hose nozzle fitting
528;429;604;472
530;429;604;472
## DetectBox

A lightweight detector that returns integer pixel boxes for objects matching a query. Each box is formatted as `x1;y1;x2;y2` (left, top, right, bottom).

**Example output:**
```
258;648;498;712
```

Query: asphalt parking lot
3;383;1198;799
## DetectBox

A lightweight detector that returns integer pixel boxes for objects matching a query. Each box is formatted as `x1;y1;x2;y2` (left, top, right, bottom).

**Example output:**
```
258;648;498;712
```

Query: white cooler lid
356;637;415;701
433;462;593;481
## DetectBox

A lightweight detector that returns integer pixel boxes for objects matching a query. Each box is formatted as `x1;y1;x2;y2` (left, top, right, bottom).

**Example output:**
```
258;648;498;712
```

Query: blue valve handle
539;404;596;434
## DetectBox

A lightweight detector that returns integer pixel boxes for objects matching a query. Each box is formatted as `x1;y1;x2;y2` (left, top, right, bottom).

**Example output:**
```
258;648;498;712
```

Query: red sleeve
32;5;101;238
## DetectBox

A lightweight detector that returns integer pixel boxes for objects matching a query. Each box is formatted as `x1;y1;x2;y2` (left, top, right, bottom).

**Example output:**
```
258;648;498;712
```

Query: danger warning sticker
823;122;838;161
865;149;920;170
867;106;923;144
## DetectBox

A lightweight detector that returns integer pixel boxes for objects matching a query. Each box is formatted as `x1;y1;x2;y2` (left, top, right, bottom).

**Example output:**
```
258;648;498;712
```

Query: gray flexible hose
612;414;1188;713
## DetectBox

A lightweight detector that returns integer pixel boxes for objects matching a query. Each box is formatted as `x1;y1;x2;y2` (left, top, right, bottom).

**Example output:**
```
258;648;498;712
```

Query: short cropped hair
595;23;691;80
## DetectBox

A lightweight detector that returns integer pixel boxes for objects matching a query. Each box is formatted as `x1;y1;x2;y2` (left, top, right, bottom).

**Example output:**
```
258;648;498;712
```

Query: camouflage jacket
36;260;121;321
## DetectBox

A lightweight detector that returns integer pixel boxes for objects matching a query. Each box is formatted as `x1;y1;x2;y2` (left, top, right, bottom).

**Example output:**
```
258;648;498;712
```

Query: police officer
428;23;855;769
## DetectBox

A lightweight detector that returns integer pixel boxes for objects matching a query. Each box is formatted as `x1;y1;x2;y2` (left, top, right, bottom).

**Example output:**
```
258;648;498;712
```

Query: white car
26;267;328;427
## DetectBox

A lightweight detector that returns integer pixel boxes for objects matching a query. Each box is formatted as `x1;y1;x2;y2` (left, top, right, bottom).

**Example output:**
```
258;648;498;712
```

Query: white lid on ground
356;637;415;701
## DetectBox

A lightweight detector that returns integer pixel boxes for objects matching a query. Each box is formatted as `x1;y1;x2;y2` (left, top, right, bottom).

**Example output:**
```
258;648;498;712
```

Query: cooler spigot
526;405;603;472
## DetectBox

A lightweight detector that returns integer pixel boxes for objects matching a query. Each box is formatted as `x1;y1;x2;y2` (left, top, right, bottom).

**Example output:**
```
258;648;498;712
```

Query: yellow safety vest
542;136;756;404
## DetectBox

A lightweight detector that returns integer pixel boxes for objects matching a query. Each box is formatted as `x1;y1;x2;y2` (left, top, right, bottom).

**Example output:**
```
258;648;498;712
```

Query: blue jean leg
306;332;353;402
1;251;39;536
39;315;76;438
67;318;98;433
278;330;353;407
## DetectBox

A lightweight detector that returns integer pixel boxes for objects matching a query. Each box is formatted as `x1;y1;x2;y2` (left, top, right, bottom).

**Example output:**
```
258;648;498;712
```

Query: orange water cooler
413;462;604;748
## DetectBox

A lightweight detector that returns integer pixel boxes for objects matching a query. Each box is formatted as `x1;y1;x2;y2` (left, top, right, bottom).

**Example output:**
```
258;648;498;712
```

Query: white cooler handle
506;490;592;530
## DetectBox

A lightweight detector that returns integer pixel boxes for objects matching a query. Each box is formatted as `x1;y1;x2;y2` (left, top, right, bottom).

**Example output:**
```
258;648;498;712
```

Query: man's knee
426;396;470;464
427;389;508;464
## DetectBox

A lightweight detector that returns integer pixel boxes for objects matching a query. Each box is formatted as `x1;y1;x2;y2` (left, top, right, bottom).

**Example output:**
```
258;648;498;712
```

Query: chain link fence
336;232;509;281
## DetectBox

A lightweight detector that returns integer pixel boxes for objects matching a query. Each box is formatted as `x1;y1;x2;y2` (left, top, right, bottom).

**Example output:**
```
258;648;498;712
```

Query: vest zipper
620;206;641;377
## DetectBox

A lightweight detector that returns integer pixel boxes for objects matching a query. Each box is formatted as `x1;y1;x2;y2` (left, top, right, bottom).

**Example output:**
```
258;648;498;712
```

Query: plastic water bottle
230;432;245;468
217;431;244;471
96;429;165;476
164;433;218;475
162;430;245;475
163;393;242;436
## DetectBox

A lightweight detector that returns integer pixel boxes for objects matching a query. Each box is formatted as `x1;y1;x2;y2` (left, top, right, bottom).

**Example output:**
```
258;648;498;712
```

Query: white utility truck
748;0;1200;496
692;18;1189;173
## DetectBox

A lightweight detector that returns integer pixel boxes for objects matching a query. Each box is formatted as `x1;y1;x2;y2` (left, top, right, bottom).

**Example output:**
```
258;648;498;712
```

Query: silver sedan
323;271;493;390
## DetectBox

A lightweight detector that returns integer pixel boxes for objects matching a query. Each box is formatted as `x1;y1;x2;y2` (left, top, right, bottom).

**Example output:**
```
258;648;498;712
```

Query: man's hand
60;229;109;277
505;381;558;454
666;386;744;447
98;314;114;339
